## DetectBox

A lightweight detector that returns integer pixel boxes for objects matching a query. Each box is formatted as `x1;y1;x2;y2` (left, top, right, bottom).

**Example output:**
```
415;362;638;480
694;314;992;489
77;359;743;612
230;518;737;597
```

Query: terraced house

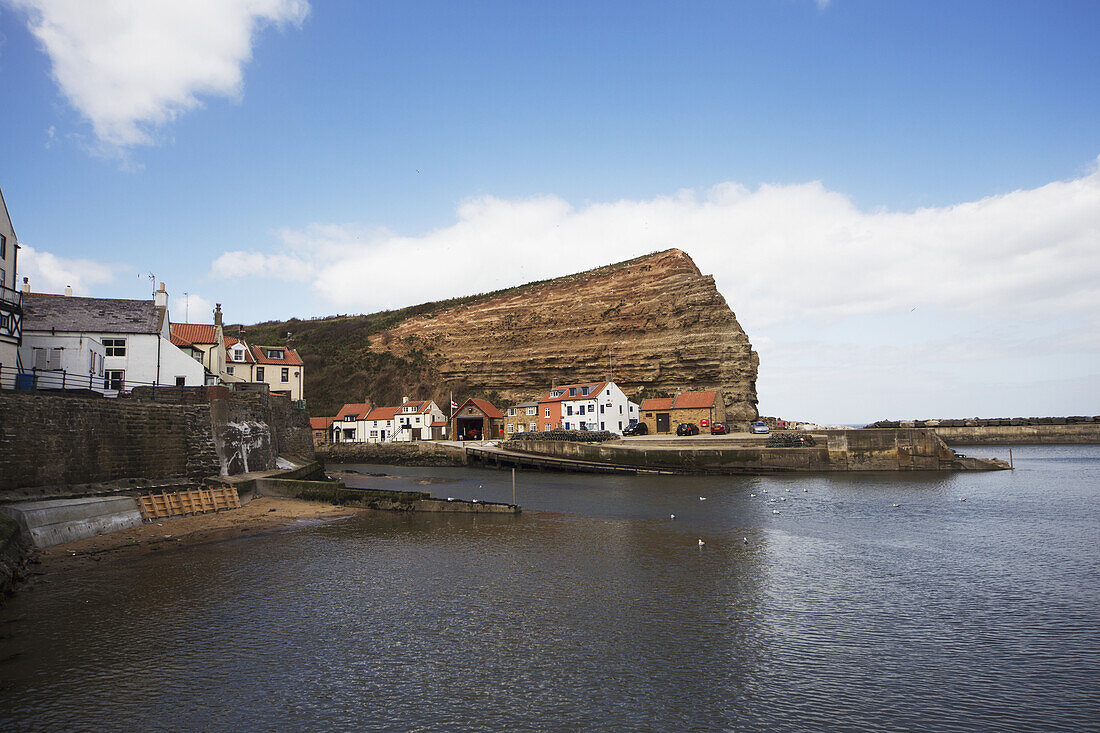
537;381;638;435
0;185;21;387
640;390;723;434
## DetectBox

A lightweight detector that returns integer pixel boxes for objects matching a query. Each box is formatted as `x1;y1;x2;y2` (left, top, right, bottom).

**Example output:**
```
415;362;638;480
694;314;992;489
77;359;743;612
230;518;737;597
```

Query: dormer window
569;387;577;396
264;348;284;359
581;386;589;396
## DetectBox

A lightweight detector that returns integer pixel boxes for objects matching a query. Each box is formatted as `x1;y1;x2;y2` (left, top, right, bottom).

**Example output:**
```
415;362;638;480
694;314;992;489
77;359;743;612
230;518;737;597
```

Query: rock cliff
375;249;759;422
247;249;759;422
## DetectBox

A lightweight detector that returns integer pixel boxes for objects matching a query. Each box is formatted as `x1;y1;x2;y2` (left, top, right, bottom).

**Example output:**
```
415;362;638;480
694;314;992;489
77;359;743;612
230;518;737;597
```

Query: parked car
750;421;770;434
623;422;648;436
676;422;700;436
709;422;729;435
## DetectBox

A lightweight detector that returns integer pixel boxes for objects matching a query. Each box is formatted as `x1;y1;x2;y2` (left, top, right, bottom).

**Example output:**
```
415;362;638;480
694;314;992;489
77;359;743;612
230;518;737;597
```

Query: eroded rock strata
371;249;759;423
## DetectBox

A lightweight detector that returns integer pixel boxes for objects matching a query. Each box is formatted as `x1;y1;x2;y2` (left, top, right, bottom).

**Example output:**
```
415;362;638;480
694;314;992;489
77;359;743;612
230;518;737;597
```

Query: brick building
450;398;504;441
640;390;723;434
504;401;540;436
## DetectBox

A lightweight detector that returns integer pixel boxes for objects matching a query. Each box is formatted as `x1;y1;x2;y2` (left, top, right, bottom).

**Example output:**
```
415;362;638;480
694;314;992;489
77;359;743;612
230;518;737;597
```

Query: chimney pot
402;396;409;404
214;303;223;327
64;285;73;297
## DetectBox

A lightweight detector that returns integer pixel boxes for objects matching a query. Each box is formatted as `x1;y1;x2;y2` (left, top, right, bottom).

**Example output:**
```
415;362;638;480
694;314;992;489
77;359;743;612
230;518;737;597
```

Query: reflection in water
1;445;1098;730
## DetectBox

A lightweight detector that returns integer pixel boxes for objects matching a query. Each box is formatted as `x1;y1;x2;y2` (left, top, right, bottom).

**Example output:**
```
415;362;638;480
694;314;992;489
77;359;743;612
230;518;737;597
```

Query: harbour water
1;445;1098;730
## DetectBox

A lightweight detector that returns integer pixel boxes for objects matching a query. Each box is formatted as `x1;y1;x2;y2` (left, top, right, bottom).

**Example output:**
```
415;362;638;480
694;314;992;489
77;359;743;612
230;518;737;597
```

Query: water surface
1;445;1097;730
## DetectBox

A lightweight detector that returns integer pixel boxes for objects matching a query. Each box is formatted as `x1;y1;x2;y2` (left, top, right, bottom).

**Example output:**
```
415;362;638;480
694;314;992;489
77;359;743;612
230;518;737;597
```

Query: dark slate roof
22;294;165;334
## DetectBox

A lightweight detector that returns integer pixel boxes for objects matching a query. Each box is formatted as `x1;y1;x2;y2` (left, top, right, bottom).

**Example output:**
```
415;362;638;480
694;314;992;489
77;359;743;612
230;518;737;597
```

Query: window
370;431;378;439
256;367;264;380
564;422;571;430
193;352;203;363
226;365;234;375
33;348;62;370
0;234;5;259
579;421;587;430
281;367;289;382
507;424;514;434
618;422;623;430
526;407;537;416
581;386;589;395
544;408;550;417
544;423;551;430
508;408;516;416
566;405;573;416
103;338;126;357
264;348;284;359
619;405;623;413
104;370;125;390
0;268;5;289
233;347;246;361
175;377;186;386
600;404;605;414
344;415;355;422
569;387;577;396
601;422;605;430
530;423;537;431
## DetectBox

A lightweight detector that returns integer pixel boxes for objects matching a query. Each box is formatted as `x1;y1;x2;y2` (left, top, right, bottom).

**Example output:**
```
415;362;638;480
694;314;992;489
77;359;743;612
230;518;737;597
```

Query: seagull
743;537;749;544
698;539;705;546
447;497;455;501
785;488;791;493
892;503;900;508
959;497;967;502
762;489;768;494
780;497;787;501
750;493;756;497
670;514;676;519
803;488;808;492
699;496;707;501
772;509;781;515
472;499;479;503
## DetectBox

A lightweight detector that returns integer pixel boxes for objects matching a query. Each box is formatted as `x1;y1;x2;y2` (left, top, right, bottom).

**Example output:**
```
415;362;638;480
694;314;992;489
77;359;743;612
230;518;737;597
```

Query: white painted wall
19;333;107;393
559;382;633;434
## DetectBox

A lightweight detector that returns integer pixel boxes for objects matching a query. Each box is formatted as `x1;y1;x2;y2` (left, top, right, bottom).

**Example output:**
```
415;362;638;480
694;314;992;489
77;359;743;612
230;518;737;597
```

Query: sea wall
0;391;218;491
0;389;314;493
507;429;1004;472
867;417;1100;445
318;442;466;467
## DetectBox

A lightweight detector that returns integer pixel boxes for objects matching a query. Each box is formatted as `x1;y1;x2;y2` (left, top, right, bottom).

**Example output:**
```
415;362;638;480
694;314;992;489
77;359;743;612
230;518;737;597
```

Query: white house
20;283;206;393
538;381;635;434
359;405;399;443
0;185;22;387
20;332;106;393
330;401;373;443
392;397;446;442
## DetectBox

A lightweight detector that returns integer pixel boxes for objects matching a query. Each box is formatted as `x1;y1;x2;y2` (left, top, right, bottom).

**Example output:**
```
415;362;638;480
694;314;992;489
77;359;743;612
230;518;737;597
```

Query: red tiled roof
250;344;304;366
454;398;503;418
366;406;401;421
171;323;218;344
224;337;255;363
170;332;195;347
673;390;718;410
310;417;333;430
334;402;373;421
538;382;607;403
641;398;674;411
430;419;447;427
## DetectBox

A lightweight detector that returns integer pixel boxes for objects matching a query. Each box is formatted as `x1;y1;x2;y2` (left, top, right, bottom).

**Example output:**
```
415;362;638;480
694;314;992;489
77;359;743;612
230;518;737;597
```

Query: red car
710;423;730;435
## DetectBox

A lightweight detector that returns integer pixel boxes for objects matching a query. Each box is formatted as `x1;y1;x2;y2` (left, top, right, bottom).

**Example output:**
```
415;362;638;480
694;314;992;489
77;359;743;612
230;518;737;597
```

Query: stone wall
867;417;1100;445
0;389;315;492
318;441;466;467
0;391;219;491
0;513;31;602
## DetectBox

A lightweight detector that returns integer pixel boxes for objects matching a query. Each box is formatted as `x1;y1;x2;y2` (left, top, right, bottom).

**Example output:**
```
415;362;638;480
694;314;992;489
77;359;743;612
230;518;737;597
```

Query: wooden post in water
1009;448;1013;468
512;468;516;506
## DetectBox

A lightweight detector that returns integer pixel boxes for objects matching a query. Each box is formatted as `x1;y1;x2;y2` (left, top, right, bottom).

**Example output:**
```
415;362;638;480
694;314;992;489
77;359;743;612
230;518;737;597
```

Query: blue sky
0;0;1097;422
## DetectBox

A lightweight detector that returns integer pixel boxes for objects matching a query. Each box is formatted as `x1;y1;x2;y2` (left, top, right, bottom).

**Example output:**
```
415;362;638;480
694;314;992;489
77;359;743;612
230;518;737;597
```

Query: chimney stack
214;303;223;327
154;282;168;308
21;277;30;294
402;396;409;404
64;285;73;297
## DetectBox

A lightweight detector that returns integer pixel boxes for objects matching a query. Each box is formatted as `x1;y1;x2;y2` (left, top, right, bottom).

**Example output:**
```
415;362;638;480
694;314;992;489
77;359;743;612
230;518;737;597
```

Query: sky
0;0;1097;423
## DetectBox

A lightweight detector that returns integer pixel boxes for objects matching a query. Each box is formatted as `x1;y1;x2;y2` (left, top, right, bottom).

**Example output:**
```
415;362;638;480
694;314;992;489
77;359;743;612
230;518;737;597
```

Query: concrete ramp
0;496;143;548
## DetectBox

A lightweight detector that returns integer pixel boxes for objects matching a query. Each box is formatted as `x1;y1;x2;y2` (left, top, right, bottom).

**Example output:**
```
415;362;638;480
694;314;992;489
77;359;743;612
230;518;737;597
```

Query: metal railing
1;363;221;404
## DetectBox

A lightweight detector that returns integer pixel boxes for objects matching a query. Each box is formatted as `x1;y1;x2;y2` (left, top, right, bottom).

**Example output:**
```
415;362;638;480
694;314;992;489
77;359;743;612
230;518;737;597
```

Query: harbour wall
507;429;1005;472
318;441;466;467
866;417;1100;445
0;390;314;494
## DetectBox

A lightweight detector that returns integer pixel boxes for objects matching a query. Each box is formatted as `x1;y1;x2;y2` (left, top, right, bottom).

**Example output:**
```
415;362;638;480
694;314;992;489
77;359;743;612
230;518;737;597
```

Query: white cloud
18;243;121;294
9;0;309;150
214;157;1100;333
174;292;214;324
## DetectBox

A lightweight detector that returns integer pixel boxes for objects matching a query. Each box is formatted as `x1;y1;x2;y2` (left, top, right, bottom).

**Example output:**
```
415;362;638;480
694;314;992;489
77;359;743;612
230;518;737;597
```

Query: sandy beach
33;498;362;574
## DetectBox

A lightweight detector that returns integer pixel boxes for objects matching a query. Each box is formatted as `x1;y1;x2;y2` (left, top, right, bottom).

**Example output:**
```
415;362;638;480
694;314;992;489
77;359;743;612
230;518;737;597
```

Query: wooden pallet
137;487;241;521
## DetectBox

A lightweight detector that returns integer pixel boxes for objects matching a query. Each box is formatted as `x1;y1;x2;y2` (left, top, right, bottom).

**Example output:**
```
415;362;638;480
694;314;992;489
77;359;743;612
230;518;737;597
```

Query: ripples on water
2;445;1098;731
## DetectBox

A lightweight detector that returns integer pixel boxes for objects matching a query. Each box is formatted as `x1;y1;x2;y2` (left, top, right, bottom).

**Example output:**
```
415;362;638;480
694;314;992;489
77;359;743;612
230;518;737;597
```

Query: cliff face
369;249;759;423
